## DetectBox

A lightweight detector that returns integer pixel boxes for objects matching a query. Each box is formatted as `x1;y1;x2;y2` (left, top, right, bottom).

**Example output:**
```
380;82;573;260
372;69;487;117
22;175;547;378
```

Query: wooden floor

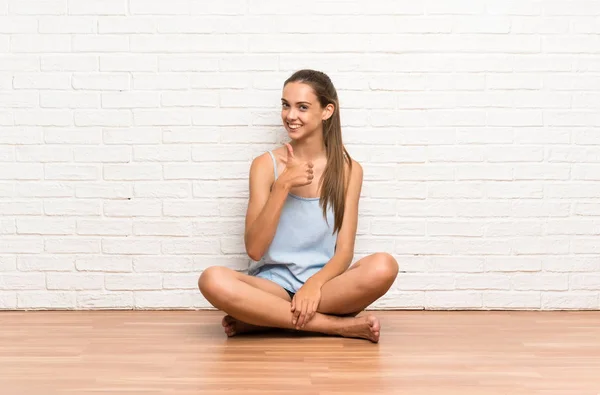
1;310;599;395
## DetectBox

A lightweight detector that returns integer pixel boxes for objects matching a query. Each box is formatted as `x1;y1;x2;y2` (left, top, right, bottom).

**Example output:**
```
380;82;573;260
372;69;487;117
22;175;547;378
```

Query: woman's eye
300;106;308;111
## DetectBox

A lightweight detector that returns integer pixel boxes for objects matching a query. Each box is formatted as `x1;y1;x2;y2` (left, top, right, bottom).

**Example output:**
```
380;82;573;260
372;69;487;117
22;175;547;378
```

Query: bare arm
244;154;289;261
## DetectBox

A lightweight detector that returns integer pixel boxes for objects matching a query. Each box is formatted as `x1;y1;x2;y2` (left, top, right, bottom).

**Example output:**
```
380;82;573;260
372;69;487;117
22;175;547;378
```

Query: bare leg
219;271;292;336
199;266;380;342
318;252;399;316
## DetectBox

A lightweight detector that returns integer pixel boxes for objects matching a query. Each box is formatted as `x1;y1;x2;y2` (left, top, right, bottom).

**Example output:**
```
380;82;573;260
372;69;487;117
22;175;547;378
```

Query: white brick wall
1;0;599;311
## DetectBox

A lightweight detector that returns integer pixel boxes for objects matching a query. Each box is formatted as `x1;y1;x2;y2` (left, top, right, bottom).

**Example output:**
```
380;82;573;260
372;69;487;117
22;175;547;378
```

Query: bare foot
221;315;268;337
337;315;381;343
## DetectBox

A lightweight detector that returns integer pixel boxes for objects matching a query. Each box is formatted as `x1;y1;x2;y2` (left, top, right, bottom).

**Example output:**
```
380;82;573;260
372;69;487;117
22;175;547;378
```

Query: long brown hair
284;69;352;234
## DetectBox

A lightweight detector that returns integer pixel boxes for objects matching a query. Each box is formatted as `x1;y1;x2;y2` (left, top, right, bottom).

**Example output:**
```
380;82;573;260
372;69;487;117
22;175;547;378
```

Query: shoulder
249;151;277;187
346;157;363;182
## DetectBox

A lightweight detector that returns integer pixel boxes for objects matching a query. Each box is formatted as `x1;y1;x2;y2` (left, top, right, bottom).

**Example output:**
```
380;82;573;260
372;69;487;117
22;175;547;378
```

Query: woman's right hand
278;143;314;189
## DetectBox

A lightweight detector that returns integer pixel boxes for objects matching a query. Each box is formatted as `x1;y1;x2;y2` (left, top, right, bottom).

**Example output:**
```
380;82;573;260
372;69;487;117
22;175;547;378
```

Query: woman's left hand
291;280;322;329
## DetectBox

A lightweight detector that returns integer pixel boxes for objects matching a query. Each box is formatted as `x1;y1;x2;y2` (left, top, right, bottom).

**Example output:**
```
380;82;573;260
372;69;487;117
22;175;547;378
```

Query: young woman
198;69;399;343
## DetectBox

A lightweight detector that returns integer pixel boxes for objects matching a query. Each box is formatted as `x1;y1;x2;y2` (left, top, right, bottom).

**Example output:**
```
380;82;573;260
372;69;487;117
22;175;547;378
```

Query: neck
291;131;326;161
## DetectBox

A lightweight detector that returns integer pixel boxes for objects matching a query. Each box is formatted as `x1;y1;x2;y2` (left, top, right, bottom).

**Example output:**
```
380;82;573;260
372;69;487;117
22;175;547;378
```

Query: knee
198;266;234;301
368;253;399;287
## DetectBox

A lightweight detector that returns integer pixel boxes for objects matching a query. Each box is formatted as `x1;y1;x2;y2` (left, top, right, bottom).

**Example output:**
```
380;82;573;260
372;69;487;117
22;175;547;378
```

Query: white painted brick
17;218;75;235
76;255;131;272
103;164;161;181
38;16;96;33
512;273;569;291
0;164;43;180
13;72;71;90
428;221;485;237
134;109;191;126
45;238;100;254
486;182;543;199
17;146;72;162
98;17;156;34
45;128;102;145
77;219;131;236
134;182;190;198
395;239;453;255
0;201;42;215
514;164;570;180
133;256;193;273
133;220;191;237
129;0;189;15
0;292;17;308
77;292;133;309
18;292;75;309
456;274;511;290
100;55;157;72
9;0;67;15
0;256;17;272
484;292;541;309
72;35;129;52
40;92;99;109
162;273;199;290
550;184;600;199
0;55;38;71
105;273;162;291
192;180;247;198
1;3;599;311
162;238;221;255
425;291;483;309
103;128;161;144
75;110;132;127
572;239;600;254
47;273;103;290
544;257;599;273
134;290;196;309
427;182;483;199
44;199;100;216
397;274;455;291
574;203;600;216
103;201;161;217
0;92;37;108
74;146;131;163
0;237;44;253
162;91;219;107
486;221;543;237
570;274;600;291
131;34;246;53
18;255;74;271
73;73;130;91
0;218;15;234
363;182;426;199
11;34;70;53
370;220;426;236
158;55;219;72
45;164;98;181
457;129;513;144
573;165;600;181
428;257;484;273
67;0;126;15
457;165;512;181
163;200;220;217
542;292;599;310
102;239;161;255
75;183;131;199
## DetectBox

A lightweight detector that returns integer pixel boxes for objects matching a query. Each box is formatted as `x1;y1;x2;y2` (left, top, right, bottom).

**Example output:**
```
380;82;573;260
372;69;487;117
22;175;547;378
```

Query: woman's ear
322;103;335;121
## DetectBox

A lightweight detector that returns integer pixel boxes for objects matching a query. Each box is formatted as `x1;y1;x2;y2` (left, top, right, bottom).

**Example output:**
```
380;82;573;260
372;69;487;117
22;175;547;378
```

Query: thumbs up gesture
279;143;314;188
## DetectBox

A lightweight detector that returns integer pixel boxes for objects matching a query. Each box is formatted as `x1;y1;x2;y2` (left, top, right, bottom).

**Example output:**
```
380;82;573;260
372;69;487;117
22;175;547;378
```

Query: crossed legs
198;253;399;342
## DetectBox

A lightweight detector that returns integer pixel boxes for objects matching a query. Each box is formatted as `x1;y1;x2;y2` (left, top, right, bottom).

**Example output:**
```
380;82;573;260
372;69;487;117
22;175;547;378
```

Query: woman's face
281;82;329;140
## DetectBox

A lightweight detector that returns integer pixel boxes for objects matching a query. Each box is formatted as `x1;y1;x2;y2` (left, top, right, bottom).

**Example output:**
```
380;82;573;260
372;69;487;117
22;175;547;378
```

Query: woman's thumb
285;143;294;159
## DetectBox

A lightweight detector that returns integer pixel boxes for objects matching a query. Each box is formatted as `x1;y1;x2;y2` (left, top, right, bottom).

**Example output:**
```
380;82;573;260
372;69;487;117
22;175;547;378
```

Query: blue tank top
247;151;338;291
